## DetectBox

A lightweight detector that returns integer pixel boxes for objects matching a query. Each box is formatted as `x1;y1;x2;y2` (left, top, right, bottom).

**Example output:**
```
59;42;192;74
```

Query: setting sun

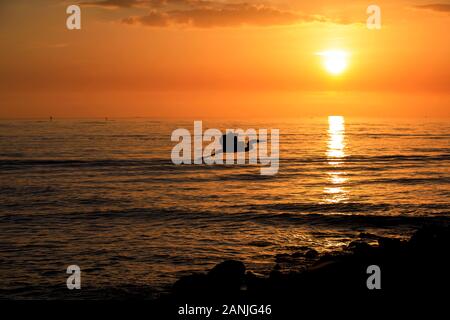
317;50;349;75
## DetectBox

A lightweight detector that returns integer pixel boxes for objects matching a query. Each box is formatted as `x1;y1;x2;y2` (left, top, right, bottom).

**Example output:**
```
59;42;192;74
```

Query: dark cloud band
415;3;450;13
80;0;355;28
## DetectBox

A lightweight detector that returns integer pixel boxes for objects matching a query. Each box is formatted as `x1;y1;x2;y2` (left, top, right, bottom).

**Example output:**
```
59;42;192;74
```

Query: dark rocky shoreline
153;224;449;316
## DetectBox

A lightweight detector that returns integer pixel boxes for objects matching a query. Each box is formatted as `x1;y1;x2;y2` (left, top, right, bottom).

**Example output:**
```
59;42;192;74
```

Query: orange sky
0;0;449;118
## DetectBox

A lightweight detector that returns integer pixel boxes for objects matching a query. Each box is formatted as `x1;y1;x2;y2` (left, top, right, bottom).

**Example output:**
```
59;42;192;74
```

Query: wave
2;203;448;227
0;153;449;168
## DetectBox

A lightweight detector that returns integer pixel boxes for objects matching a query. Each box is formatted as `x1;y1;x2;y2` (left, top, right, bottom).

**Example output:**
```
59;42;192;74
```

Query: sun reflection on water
325;116;348;203
327;116;346;160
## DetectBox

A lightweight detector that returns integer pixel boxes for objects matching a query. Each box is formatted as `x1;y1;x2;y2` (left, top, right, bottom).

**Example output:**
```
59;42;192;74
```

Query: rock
172;273;208;295
245;271;265;291
305;249;319;259
207;260;246;291
359;232;379;239
208;260;245;279
269;269;282;280
378;237;402;252
409;225;450;252
347;240;372;254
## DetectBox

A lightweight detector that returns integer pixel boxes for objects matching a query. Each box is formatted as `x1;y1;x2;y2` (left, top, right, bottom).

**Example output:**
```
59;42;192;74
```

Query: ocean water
0;117;449;299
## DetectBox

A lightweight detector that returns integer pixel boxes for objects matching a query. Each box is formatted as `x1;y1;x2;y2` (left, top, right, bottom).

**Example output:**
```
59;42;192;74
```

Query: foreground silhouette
155;225;449;317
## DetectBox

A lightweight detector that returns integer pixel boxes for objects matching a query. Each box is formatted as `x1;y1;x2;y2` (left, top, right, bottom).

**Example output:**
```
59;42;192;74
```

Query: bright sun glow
317;50;349;75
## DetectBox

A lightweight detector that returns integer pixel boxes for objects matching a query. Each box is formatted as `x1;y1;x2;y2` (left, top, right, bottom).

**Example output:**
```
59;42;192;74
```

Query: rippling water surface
0;117;449;298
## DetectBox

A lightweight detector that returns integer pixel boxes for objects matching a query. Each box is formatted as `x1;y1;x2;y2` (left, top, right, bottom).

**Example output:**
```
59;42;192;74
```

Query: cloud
82;0;353;28
414;3;450;13
122;3;333;28
123;10;170;26
80;0;148;8
80;0;213;9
